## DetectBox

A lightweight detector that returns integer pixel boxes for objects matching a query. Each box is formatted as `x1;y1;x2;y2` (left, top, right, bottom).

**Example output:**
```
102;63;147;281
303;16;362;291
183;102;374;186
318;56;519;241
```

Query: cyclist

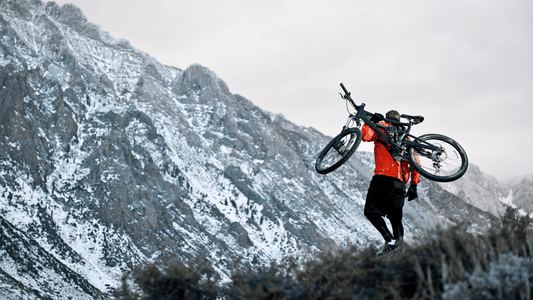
362;110;420;257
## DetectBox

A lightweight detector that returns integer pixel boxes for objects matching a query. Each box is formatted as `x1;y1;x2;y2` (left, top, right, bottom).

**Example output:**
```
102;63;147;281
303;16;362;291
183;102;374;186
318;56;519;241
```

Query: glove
371;113;384;123
408;184;418;201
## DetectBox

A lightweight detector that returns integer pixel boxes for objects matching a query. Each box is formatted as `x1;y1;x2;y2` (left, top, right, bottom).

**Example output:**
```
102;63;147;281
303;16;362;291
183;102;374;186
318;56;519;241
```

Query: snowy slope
501;174;533;215
438;164;507;216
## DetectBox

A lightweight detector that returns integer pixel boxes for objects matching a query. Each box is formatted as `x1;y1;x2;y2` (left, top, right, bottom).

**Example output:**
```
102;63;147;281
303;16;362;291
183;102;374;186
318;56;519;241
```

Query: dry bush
116;257;220;300
229;246;420;299
117;206;533;300
230;206;532;300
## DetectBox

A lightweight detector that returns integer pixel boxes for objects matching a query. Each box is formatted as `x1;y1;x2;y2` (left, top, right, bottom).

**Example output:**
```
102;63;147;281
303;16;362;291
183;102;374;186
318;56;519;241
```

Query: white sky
51;0;533;181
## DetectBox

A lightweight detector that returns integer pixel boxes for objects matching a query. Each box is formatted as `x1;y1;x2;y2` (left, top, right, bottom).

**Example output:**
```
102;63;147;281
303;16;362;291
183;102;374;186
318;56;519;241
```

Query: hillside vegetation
115;206;532;300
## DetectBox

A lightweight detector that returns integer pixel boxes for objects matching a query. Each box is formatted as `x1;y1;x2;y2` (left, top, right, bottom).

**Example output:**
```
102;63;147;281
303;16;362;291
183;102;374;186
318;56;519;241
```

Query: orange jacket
362;123;420;185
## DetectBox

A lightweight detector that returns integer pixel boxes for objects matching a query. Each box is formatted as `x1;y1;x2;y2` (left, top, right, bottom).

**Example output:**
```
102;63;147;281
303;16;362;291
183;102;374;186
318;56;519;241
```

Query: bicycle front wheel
409;134;468;182
315;128;362;174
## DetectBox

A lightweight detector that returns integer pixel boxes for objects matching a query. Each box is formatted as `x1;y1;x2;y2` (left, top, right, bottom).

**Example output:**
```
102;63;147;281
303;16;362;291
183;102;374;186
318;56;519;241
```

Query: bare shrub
116;206;533;299
116;257;220;300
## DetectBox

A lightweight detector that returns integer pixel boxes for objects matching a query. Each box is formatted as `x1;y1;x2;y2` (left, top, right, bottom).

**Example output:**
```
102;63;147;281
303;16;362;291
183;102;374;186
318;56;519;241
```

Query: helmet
386;110;400;122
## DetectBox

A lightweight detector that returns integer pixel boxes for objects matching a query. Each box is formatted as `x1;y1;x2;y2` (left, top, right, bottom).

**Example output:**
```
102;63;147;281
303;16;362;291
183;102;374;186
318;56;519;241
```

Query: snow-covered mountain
437;164;507;216
0;1;512;299
501;174;533;215
438;166;533;217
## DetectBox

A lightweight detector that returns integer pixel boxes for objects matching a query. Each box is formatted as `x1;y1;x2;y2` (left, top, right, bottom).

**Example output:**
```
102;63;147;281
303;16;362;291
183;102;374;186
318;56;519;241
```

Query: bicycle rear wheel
409;134;468;182
315;128;362;174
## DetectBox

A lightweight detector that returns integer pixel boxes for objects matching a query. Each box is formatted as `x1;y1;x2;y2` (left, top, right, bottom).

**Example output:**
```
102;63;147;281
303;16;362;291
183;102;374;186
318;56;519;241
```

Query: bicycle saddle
401;114;424;124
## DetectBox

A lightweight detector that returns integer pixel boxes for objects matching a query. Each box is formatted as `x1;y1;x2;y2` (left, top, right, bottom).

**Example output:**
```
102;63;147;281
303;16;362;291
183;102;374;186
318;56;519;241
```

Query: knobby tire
315;128;362;174
409;133;468;182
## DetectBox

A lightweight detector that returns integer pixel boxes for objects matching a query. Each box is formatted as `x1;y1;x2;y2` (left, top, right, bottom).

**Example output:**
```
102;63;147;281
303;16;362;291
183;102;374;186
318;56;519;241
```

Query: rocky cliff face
437;164;507;216
0;1;503;299
438;165;533;217
501;175;533;214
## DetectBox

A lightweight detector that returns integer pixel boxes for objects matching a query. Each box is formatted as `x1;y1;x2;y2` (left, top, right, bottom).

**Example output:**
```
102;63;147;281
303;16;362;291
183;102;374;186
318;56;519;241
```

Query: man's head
386;110;400;122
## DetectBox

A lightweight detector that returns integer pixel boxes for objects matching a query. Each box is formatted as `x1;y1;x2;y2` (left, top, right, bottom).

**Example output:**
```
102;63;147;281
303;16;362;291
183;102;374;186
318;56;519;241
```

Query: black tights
364;175;406;243
364;211;403;243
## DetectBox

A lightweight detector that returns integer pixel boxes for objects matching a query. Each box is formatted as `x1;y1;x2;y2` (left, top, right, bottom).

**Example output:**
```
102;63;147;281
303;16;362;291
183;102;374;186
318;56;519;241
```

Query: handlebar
340;83;417;127
340;83;349;95
339;83;359;110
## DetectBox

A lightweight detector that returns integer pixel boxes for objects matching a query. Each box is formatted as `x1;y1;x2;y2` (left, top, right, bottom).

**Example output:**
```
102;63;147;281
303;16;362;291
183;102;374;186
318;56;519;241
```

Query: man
362;110;420;257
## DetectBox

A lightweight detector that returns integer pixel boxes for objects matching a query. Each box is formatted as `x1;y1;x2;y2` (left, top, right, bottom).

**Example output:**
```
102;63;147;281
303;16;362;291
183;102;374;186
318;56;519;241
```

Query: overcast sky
52;0;533;181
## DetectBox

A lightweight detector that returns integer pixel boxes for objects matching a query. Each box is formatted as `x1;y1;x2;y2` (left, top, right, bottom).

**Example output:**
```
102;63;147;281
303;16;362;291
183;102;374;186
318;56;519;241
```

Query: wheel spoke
412;136;467;181
315;128;362;174
320;135;353;168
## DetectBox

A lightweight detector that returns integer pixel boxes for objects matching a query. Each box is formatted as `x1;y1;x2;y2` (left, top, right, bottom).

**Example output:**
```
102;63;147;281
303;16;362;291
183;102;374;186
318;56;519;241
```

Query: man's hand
371;113;384;123
408;184;418;201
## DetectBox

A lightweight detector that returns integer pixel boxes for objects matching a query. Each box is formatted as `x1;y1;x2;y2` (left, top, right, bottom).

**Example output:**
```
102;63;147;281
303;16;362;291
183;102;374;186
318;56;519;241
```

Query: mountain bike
315;83;468;182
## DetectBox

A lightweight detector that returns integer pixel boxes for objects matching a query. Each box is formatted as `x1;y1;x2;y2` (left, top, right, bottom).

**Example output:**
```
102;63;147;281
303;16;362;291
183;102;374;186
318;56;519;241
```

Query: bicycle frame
337;83;440;159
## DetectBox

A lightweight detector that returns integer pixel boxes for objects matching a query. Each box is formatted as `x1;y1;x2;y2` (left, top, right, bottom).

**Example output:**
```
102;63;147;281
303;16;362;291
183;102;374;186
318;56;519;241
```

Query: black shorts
364;175;406;217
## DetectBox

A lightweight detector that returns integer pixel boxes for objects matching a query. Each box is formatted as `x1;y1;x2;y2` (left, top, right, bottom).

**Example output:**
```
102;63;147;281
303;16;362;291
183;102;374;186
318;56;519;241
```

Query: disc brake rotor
431;148;447;172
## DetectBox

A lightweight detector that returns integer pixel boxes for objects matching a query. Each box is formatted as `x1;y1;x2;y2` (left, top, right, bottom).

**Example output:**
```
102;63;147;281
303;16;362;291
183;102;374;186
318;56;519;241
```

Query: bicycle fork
333;126;348;153
333;115;358;153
